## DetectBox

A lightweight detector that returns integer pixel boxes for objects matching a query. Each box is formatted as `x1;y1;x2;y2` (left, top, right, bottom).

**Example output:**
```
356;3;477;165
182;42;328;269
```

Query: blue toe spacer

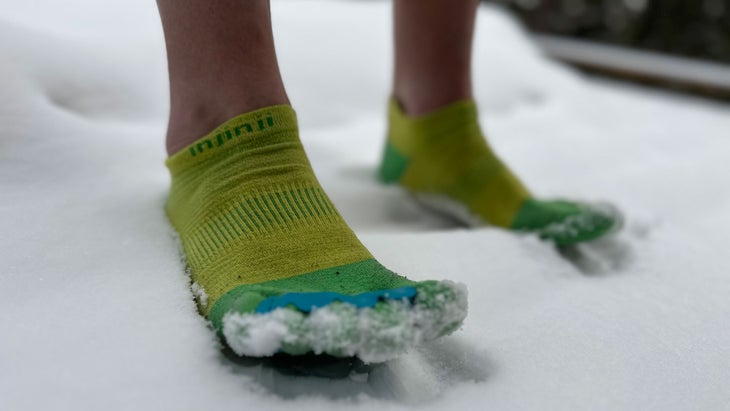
254;286;418;314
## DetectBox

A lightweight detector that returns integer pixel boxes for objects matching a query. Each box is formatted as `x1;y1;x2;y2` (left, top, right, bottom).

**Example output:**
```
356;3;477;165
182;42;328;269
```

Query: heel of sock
377;140;409;184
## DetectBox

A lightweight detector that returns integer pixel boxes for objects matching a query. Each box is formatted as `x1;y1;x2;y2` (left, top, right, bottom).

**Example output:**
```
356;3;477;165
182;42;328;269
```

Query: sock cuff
388;97;479;138
166;104;298;175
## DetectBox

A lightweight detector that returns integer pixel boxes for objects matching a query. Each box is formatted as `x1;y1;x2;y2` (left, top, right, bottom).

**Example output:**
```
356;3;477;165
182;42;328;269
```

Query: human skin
156;0;480;155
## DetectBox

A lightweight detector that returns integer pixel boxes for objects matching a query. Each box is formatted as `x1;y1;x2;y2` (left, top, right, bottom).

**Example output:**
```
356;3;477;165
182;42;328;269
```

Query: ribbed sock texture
166;105;413;325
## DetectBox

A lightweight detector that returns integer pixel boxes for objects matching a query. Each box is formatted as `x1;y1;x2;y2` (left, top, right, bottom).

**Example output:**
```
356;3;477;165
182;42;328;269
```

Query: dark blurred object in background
494;0;730;63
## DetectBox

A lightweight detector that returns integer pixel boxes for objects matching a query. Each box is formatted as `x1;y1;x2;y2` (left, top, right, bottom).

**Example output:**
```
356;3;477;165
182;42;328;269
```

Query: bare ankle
392;85;472;117
165;93;289;156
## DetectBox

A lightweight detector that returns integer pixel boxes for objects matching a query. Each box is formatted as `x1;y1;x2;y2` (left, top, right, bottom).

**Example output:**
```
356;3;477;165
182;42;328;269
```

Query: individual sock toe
511;199;622;245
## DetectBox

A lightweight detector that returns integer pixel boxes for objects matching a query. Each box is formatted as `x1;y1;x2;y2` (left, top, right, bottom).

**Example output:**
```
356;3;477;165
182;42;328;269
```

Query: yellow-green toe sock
165;105;467;359
379;98;620;245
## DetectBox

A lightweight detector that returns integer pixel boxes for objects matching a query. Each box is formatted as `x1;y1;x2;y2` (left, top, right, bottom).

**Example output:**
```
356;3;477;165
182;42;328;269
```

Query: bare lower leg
157;0;289;155
392;0;479;116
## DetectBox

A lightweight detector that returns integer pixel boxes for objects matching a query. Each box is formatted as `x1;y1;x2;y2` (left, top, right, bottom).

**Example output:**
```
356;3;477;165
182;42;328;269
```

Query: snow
222;281;468;363
1;0;730;410
190;282;208;308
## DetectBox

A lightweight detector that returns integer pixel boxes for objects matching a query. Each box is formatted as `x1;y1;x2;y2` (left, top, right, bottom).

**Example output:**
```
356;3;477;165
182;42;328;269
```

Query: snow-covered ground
2;1;730;410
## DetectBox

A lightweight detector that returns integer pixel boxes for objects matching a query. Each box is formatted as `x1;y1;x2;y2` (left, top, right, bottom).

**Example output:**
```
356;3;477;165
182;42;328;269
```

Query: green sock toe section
208;258;415;332
221;280;468;362
512;199;621;245
378;142;409;184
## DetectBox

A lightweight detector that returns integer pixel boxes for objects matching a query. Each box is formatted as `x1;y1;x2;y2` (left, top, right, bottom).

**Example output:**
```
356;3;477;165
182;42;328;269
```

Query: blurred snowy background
498;0;730;64
1;1;730;410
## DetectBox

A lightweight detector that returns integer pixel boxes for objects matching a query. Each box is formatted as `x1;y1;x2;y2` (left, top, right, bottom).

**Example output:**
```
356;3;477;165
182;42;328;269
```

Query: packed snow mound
1;0;730;410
